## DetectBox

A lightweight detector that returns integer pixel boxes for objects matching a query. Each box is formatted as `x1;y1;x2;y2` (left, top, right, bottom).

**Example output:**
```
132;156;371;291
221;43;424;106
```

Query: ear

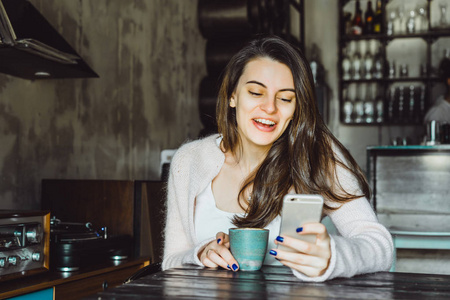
229;94;236;108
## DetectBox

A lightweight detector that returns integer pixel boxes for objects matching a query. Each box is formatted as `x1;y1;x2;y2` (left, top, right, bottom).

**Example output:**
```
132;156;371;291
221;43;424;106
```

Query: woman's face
230;57;296;150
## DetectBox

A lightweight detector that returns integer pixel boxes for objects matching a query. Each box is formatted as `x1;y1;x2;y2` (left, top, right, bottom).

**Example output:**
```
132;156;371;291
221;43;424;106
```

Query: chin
250;135;279;147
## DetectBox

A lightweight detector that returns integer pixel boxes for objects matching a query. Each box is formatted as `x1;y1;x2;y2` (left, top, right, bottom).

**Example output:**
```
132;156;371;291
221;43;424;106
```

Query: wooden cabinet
0;258;149;300
9;288;53;300
54;261;146;300
41;179;166;263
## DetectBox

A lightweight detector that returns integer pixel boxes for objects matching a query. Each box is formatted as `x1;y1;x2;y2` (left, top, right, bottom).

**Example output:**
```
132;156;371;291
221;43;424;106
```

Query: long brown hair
216;35;370;228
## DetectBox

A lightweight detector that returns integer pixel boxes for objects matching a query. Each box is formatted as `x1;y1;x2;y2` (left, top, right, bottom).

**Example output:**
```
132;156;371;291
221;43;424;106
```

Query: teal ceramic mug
229;228;269;271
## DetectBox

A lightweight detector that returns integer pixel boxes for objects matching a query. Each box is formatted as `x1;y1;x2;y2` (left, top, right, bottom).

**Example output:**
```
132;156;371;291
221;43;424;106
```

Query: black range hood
0;0;98;80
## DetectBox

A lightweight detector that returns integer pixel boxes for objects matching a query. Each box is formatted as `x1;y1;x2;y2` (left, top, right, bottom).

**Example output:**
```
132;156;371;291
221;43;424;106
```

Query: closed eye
279;97;292;103
249;91;262;96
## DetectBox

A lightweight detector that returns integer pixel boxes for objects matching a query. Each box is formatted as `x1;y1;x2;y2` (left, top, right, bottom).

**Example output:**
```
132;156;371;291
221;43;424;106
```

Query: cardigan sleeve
161;146;201;270
161;136;223;270
291;157;394;282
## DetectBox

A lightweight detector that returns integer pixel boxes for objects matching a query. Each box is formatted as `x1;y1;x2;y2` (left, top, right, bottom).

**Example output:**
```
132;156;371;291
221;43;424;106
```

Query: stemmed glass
416;4;428;32
342;46;352;80
342;88;353;123
363;41;373;79
406;8;416;34
352;42;362;80
397;5;406;34
354;85;364;123
387;10;396;35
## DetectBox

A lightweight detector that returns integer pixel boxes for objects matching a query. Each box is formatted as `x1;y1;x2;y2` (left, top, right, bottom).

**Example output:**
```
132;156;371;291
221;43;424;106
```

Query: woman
162;35;393;282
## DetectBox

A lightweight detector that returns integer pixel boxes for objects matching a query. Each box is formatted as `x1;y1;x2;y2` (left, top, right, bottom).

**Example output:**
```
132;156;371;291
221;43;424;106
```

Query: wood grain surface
84;265;450;299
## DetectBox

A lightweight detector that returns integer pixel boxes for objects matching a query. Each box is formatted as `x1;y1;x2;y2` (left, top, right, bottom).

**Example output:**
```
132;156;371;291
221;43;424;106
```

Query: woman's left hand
272;222;331;277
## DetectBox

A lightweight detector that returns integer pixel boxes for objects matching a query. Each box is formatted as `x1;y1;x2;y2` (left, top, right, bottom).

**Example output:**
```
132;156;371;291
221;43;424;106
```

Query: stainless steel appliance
0;210;50;281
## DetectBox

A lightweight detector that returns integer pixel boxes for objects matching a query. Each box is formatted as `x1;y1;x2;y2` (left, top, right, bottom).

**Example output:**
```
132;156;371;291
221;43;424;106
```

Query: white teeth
254;118;275;125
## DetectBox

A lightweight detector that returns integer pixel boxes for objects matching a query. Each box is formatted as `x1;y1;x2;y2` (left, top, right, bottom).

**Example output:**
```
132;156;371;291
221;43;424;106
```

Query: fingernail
217;238;221;244
276;236;284;242
232;264;238;271
269;250;277;256
296;227;303;233
227;265;231;270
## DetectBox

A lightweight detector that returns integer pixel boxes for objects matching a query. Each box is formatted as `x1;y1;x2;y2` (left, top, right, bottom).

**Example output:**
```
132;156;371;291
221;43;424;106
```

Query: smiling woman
229;58;296;149
162;35;393;282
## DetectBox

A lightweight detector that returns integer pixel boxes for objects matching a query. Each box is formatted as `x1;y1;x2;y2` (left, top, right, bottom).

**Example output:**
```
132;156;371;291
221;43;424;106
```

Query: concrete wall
0;0;205;210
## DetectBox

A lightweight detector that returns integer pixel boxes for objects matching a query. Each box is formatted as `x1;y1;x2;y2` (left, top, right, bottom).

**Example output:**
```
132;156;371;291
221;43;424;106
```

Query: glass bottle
420;63;427;77
408;85;415;123
373;0;382;34
351;0;364;35
398;86;405;122
363;42;374;79
388;60;396;78
352;42;362;80
419;85;426;119
376;93;384;123
364;1;375;34
399;63;409;77
342;46;352;80
387;87;395;122
343;12;353;36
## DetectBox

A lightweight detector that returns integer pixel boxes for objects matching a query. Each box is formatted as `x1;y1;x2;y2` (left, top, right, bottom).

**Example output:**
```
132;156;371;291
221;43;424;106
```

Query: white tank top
194;182;282;266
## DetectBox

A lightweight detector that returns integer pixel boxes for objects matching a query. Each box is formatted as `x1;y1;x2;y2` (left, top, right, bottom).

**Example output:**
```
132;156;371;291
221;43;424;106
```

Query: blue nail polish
232;264;238;271
296;227;303;233
217;238;221;244
269;250;277;256
227;265;230;269
276;236;284;242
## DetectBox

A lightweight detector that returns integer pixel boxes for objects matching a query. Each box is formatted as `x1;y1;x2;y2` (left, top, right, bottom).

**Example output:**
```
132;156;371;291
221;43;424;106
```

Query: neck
235;142;269;175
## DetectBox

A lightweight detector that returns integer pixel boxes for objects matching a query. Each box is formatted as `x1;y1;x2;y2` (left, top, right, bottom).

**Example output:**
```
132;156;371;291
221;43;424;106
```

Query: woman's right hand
198;232;240;271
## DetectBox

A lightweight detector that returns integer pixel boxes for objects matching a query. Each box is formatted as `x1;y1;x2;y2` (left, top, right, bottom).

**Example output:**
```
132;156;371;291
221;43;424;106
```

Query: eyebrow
246;80;295;92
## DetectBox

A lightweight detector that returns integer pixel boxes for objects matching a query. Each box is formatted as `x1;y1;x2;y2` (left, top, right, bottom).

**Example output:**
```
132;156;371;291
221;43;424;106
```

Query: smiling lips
253;118;277;132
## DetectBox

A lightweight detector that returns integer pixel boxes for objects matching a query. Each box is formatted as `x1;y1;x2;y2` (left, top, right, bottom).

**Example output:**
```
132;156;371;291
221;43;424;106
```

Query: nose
260;96;277;114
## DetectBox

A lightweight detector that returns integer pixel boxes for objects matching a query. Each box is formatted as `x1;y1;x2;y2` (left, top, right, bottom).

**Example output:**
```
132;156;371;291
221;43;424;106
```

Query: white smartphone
277;194;324;252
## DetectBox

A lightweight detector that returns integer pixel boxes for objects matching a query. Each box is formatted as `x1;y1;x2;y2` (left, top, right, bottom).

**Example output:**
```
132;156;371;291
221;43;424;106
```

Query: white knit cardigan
162;134;393;282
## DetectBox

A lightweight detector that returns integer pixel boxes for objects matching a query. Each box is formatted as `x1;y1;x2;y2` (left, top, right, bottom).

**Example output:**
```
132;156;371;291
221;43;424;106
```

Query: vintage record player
50;216;132;271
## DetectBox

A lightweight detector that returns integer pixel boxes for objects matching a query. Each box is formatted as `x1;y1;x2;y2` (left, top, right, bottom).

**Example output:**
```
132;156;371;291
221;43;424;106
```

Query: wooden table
84;265;450;299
